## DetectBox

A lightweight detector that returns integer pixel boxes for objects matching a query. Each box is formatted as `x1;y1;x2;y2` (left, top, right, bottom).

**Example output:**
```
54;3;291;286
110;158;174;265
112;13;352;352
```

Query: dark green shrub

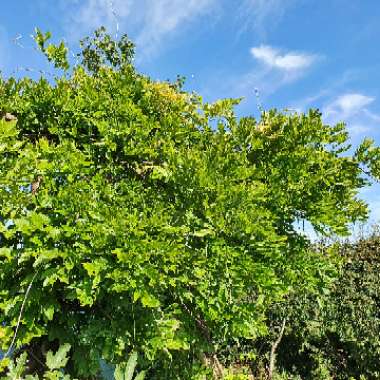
268;234;380;379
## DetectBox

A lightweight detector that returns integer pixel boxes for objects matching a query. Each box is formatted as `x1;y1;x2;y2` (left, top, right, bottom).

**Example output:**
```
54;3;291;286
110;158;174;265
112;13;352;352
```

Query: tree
0;28;379;378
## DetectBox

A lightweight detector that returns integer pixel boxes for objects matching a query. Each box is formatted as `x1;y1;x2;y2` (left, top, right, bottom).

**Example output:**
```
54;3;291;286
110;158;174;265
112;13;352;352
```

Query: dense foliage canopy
263;232;380;380
1;28;380;379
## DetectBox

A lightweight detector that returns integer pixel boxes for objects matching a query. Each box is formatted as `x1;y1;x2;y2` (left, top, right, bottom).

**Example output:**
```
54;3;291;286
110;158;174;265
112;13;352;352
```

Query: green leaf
43;305;55;321
134;371;146;380
192;228;214;238
46;343;71;370
6;352;28;379
0;247;12;261
140;292;160;308
124;351;138;380
114;365;125;380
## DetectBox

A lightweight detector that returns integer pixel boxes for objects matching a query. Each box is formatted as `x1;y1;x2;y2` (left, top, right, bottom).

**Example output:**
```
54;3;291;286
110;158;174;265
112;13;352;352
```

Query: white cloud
323;93;379;136
324;93;374;121
290;70;366;113
233;45;319;97
61;0;216;57
250;45;317;71
328;93;374;117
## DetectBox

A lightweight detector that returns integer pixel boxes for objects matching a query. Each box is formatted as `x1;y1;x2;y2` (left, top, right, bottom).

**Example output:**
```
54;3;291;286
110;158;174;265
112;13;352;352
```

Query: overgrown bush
262;233;380;379
1;27;380;378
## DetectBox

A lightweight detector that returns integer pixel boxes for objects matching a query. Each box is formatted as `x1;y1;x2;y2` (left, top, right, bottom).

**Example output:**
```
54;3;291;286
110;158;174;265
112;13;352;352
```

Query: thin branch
268;318;287;380
179;300;211;343
4;269;40;359
27;347;46;369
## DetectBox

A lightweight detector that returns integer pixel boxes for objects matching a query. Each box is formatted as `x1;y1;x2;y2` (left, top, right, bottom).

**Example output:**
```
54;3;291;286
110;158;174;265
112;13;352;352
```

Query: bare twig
179;300;211;342
201;352;224;379
210;353;224;379
27;347;46;369
4;269;40;358
180;299;224;378
268;318;287;379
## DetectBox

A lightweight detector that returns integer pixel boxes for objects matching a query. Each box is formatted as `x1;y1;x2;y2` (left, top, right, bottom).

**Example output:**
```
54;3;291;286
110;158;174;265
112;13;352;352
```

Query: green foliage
323;235;380;378
1;344;73;380
114;351;146;380
1;27;380;379
34;28;69;71
79;26;134;74
46;344;71;371
263;234;380;379
0;345;147;380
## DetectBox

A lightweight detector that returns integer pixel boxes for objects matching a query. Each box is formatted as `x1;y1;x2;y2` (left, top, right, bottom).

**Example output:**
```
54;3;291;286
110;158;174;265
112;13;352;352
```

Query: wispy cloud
324;93;374;119
0;26;10;72
238;0;297;36
68;0;132;33
250;45;317;71
135;0;216;53
61;0;216;57
290;69;372;112
323;93;379;136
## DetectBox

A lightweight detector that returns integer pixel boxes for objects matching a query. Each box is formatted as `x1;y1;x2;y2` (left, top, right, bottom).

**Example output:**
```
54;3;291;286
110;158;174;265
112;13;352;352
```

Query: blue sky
1;0;379;229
